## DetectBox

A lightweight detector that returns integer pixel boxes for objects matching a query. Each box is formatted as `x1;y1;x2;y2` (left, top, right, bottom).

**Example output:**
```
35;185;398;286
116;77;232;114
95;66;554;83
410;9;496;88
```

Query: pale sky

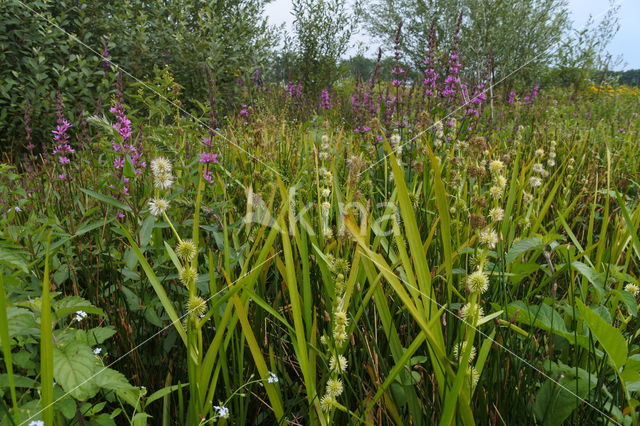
265;0;640;69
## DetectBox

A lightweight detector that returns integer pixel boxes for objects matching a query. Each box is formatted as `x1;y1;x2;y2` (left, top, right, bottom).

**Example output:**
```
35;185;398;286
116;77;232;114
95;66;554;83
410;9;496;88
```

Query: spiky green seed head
176;239;197;262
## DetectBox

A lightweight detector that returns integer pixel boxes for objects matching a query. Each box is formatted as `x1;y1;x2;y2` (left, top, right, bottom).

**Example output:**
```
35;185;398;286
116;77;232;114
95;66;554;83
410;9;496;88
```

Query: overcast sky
265;0;639;69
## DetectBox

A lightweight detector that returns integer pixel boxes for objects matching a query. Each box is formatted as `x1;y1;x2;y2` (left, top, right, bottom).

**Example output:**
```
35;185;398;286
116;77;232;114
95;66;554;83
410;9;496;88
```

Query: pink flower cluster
320;89;331;109
52;93;75;180
286;81;302;97
200;137;220;183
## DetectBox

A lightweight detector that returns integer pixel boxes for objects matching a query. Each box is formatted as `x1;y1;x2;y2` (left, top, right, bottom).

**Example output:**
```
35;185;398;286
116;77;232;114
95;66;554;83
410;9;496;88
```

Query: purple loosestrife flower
199;137;220;184
102;40;110;72
320;89;331;109
286;81;303;97
52;93;74;179
508;91;517;103
442;52;461;99
199;152;219;164
239;104;249;122
523;86;540;105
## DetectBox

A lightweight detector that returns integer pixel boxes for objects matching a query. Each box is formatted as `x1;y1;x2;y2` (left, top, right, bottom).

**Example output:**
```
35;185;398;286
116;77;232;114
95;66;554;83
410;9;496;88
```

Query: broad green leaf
576;300;627;370
53;340;100;400
94;367;136;391
534;363;595;426
505;236;543;264
572;261;605;298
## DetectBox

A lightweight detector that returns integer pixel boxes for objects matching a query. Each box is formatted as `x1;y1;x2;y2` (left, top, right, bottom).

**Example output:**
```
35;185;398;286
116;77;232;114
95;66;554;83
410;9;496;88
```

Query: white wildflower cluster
625;283;639;296
433;120;445;148
547;141;557;168
319;134;333;161
452;341;477;363
150;157;174;190
530;144;551;190
74;310;88;322
318;136;334;239
488;158;507;201
148;157;174;216
319;257;351;417
390;133;403;158
466;269;489;294
460;302;484;326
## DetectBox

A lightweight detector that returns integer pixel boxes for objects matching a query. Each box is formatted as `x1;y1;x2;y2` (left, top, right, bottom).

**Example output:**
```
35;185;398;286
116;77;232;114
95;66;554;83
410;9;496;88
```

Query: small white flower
529;176;542;188
14;206;22;212
74;311;88;322
329;354;348;372
489;207;504;222
321;188;331;198
148;198;169;216
154;174;174;190
532;163;544;174
267;372;279;383
479;228;499;249
150;157;172;176
624;283;639;296
489;160;504;174
214;405;229;419
28;421;44;426
93;347;102;355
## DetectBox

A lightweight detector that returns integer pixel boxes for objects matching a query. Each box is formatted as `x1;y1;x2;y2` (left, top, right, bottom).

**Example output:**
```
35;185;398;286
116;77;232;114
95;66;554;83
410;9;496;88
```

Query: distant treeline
609;69;640;86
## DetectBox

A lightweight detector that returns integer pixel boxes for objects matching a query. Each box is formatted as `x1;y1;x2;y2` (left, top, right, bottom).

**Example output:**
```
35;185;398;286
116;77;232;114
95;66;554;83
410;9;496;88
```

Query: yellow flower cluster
588;83;640;97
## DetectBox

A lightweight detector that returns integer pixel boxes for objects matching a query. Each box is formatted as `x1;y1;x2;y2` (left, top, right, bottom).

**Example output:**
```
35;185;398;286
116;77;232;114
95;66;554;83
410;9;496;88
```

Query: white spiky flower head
489;207;504;222
467;366;481;388
320;395;336;412
329;354;348;372
625;283;639;296
325;378;344;397
149;198;169;216
154;173;174;190
453;341;477;362
466;269;489;294
489;160;504;174
176;239;197;262
489;185;504;200
479;228;498;249
460;303;484;325
150;157;172;176
532;163;545;174
529;176;542;188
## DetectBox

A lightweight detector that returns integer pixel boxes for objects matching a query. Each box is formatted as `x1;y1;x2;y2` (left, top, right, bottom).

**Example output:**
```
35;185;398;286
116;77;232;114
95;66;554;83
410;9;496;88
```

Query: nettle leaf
53;340;100;400
6;306;39;338
75;326;117;346
94;367;136;391
54;296;104;319
576;300;628;371
0;247;29;273
505;236;543;264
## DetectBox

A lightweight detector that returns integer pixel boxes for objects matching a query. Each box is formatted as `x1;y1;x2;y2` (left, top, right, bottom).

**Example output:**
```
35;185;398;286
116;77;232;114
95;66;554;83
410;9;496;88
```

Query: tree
290;0;359;93
362;0;571;88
